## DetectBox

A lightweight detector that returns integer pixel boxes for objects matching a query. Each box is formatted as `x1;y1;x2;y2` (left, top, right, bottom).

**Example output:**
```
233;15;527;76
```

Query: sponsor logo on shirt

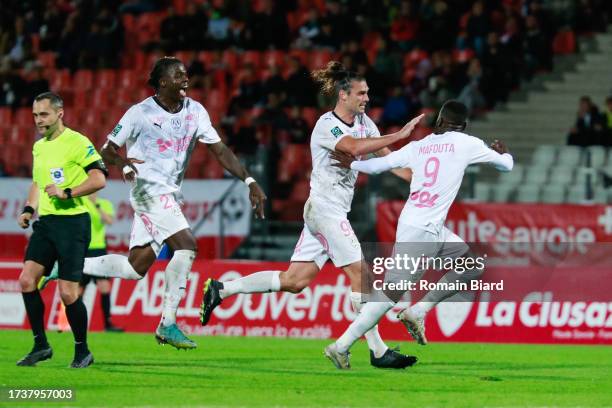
156;139;172;153
330;126;342;137
86;145;95;158
50;168;64;184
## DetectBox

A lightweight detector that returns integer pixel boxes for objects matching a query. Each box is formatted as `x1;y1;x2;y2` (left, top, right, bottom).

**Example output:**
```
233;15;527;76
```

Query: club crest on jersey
331;126;342;137
50;168;64;184
171;118;182;131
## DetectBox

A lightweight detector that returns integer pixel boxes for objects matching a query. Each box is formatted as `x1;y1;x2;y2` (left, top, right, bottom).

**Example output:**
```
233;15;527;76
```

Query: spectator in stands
244;0;289;50
207;6;231;50
186;53;209;90
261;64;286;102
287;106;309;144
382;85;410;126
420;0;456;52
39;1;65;51
80;20;112;69
1;17;32;66
56;13;82;71
312;19;338;50
480;31;511;107
183;3;207;50
603;96;612;146
25;64;50;103
567;96;606;146
160;7;183;52
228;63;263;113
466;1;489;55
0;159;9;177
457;58;486;117
0;62;26;107
390;0;420;51
523;14;552;79
295;10;320;49
258;93;290;131
285;56;316;107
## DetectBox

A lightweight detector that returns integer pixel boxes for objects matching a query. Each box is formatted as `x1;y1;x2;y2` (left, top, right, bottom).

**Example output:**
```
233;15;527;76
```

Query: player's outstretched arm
207;141;267;219
375;147;413;183
330;150;398;175
487;139;513;171
335;114;424;156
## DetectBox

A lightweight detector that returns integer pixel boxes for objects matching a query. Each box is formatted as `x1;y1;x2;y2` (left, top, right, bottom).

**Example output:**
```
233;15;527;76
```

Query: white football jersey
309;111;380;214
382;131;513;232
108;96;221;201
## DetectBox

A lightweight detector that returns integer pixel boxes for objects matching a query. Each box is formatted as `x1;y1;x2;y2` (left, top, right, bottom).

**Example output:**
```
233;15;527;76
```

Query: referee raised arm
17;92;108;369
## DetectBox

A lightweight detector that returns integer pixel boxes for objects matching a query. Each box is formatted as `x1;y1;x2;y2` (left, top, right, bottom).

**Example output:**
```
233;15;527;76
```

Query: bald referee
17;92;107;368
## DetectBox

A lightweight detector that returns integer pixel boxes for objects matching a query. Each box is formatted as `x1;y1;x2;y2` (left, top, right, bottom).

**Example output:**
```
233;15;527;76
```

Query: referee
17;92;107;368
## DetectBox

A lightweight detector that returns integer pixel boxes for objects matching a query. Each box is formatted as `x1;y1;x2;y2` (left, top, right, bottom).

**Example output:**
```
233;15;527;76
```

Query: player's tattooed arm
208;141;267;219
101;141;144;182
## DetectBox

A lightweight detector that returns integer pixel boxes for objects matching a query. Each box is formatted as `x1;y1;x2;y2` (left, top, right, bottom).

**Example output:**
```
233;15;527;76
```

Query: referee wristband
244;177;256;186
22;205;35;215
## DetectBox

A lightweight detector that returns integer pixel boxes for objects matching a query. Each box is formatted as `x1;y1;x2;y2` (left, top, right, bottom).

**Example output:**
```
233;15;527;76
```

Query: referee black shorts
24;213;91;282
80;248;108;287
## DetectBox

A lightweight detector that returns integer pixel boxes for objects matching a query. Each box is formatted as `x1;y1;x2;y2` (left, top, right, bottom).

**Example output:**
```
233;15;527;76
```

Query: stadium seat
201;160;224;179
302;107;318;129
262;50;285;69
50;69;71;91
0;107;12;123
523;166;548;185
548;165;575;185
531;145;557;167
37;51;56;69
497;163;524;187
574;166;597;187
403;49;428;70
515;184;541;203
74;70;94;90
567;185;587;203
557;146;582;167
452;48;475;63
540;185;566;203
593;188;608;203
241;51;262;70
222;51;239;72
584;145;606;168
309;50;335;70
473;182;491;201
368;107;383;123
289;178;310;202
552;30;576;54
96;70;117;89
14;108;33;126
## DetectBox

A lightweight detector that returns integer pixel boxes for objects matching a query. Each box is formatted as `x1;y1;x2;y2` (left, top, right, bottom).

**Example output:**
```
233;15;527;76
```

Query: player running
324;100;514;369
200;61;423;369
46;57;267;350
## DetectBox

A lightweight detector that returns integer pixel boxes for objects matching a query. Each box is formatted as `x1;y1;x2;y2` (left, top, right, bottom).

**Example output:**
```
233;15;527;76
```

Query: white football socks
83;255;143;280
350;292;388;358
219;270;281;299
416;267;483;314
161;250;195;327
336;301;395;353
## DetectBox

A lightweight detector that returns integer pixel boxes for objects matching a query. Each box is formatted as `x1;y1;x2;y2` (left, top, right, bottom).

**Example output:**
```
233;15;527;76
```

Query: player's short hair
148;57;182;90
311;61;364;97
33;92;64;110
438;100;468;126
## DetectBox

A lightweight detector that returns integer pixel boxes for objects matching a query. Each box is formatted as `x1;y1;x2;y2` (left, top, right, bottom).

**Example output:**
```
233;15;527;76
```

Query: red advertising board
1;259;610;345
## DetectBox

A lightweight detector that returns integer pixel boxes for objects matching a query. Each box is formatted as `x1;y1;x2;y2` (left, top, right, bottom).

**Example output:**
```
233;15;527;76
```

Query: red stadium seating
96;70;117;89
74;70;94;90
50;69;71;91
37;51;56;69
14;108;32;126
553;30;576;54
0;107;12;123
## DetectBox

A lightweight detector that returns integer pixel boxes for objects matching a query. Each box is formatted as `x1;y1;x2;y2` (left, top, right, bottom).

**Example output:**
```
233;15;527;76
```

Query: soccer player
200;61;423;369
64;57;267;349
323;99;514;369
17;92;107;368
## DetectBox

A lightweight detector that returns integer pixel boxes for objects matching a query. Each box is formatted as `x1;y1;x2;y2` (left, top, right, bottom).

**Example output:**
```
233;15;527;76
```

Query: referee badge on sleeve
50;168;65;184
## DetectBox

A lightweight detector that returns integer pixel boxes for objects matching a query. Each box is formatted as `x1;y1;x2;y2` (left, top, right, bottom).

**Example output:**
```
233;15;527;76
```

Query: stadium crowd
1;0;611;208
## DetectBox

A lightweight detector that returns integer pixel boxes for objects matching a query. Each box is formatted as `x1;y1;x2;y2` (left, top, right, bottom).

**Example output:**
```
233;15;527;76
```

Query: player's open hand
397;113;425;139
330;150;355;169
120;158;145;182
249;183;267;219
490;139;509;154
18;212;32;229
44;184;66;199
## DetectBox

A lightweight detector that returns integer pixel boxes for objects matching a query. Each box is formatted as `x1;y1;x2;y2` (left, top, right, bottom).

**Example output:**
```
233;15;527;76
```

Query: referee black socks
65;298;89;353
22;290;48;348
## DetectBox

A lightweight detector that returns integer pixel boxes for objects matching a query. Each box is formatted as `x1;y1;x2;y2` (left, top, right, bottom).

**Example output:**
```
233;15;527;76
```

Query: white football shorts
129;193;190;255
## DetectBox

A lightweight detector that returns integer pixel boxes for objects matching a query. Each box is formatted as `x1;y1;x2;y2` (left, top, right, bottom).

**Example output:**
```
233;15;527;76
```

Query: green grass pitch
0;330;611;407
